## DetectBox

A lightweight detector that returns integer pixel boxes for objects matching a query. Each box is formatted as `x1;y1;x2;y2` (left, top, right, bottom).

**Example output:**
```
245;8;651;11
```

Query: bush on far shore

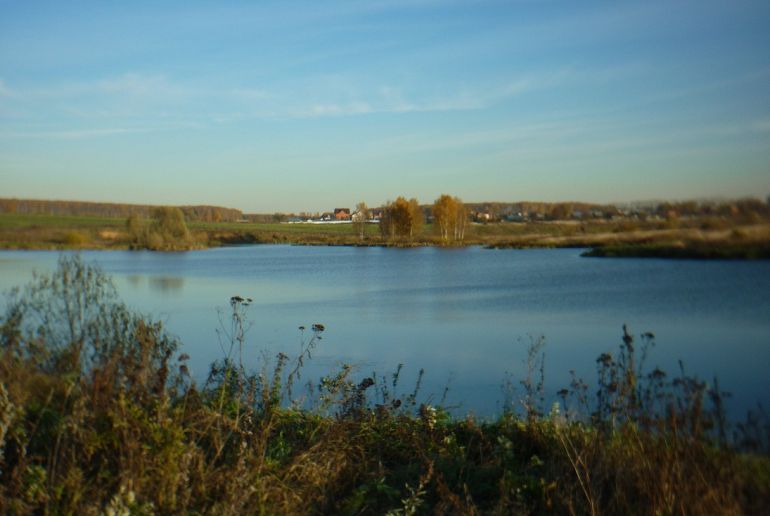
127;207;197;251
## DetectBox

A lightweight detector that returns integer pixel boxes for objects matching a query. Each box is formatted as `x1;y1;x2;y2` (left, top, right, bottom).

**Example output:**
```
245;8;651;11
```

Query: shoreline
4;239;770;260
2;213;769;259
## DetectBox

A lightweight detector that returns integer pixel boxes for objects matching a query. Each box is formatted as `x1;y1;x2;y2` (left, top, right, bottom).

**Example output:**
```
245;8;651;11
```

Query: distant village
285;208;368;224
276;198;770;225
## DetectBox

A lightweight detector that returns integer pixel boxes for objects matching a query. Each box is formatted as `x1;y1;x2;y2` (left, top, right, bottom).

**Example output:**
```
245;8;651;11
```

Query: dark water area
1;246;768;418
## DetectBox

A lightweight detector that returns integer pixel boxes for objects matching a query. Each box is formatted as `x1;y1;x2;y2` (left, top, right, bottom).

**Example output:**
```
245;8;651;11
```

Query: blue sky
1;0;769;212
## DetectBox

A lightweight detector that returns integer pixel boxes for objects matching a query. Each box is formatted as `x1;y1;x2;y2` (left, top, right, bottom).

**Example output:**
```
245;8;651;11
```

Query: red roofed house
334;208;351;221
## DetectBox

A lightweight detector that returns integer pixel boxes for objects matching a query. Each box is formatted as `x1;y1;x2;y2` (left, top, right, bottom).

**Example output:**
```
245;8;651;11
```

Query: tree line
0;198;243;222
464;197;770;222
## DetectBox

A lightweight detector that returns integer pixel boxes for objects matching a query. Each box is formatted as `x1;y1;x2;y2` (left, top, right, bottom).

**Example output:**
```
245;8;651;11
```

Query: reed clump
1;256;768;514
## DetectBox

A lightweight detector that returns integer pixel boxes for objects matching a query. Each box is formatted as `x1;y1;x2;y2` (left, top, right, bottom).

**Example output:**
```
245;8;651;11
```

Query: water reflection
122;274;185;293
149;276;184;293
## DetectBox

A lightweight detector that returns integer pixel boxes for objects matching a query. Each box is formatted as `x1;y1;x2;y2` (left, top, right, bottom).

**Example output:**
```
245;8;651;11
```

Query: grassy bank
583;241;770;259
2;213;770;259
0;213;129;250
1;257;768;514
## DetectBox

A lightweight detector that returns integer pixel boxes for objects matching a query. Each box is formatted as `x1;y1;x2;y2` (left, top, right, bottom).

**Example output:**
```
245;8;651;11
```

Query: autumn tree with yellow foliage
379;197;423;242
432;194;468;244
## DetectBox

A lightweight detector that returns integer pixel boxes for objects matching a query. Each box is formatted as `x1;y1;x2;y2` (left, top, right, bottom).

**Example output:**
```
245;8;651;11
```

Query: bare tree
353;202;369;240
379;200;395;240
453;197;468;242
408;198;423;240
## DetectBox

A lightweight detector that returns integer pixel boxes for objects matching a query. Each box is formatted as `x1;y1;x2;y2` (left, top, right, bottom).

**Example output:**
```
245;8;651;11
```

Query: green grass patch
0;213;125;230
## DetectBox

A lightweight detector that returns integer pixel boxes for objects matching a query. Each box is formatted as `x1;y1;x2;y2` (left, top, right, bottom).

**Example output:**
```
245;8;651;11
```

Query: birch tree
453;197;468;242
353;202;369;240
408;198;423;240
432;194;468;244
432;194;454;243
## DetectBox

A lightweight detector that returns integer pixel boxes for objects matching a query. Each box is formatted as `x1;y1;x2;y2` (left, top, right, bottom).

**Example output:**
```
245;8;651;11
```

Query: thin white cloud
52;128;147;139
0;73;181;102
0;59;743;132
0;79;13;97
356;108;770;162
301;102;374;118
0;119;206;140
95;73;185;98
0;62;596;127
697;119;770;137
287;95;483;119
229;87;270;101
751;119;770;133
281;67;576;120
0;127;150;140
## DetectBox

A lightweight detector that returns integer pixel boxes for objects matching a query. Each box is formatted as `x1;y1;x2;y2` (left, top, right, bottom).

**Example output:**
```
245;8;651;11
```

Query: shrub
126;207;195;251
62;231;88;246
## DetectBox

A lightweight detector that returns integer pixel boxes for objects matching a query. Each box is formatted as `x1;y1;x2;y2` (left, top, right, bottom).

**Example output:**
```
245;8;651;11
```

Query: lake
1;246;768;418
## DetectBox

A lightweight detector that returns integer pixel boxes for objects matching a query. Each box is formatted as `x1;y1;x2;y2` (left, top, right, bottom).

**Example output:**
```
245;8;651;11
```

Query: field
2;212;770;258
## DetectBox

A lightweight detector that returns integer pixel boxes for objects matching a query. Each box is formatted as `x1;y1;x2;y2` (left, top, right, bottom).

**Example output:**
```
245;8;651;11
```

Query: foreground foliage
1;257;768;514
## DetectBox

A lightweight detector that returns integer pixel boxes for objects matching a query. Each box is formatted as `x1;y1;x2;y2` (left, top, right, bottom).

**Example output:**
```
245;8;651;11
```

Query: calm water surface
1;246;768;418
